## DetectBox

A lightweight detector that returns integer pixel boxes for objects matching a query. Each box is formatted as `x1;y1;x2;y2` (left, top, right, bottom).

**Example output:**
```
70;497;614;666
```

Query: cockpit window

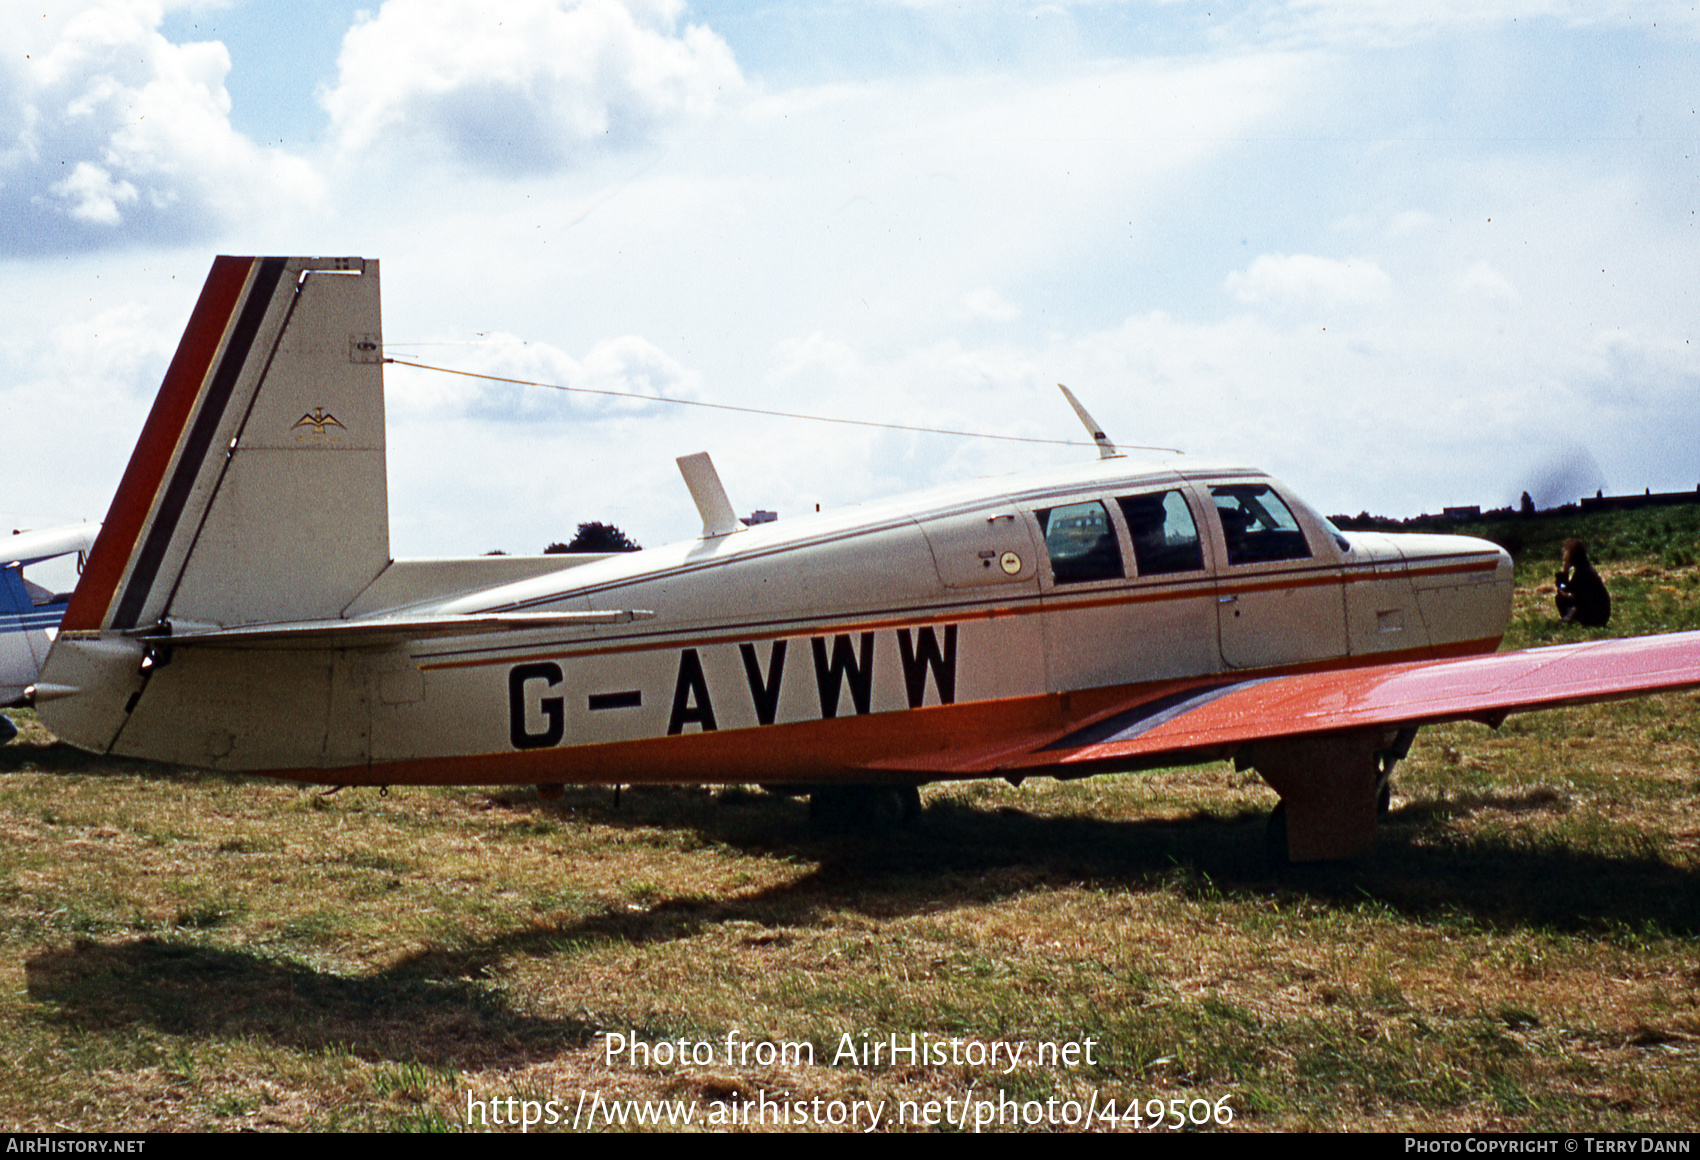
1210;484;1311;565
1318;513;1351;553
1036;501;1124;584
1117;491;1204;576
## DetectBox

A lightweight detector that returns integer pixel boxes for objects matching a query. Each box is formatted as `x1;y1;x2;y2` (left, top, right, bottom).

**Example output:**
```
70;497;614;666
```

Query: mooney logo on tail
292;408;346;436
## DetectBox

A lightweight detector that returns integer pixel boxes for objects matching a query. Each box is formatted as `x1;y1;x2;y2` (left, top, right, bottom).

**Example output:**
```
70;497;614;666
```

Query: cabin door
1206;483;1347;670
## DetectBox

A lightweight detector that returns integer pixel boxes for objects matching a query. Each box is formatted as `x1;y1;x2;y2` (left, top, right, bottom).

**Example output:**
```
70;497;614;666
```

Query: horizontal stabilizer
4;524;99;568
132;609;655;648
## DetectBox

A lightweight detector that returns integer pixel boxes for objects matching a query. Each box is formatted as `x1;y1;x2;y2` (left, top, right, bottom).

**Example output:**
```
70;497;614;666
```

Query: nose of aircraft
1385;531;1515;649
1403;532;1512;572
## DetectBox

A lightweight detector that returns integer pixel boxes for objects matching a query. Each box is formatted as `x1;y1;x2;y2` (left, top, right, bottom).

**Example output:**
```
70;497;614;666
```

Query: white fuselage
61;458;1511;782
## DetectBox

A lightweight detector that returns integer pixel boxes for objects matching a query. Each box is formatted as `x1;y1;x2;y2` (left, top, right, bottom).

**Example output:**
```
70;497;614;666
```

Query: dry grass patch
2;739;1696;1131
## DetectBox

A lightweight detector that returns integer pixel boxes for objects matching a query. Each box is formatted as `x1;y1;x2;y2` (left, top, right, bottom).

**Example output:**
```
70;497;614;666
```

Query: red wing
920;630;1700;777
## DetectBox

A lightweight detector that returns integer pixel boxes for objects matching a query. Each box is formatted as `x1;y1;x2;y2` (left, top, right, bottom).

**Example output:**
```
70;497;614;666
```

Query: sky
2;0;1696;557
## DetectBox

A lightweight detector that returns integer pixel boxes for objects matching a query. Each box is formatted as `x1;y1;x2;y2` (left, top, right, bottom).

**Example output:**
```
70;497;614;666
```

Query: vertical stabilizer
60;256;389;633
43;257;390;756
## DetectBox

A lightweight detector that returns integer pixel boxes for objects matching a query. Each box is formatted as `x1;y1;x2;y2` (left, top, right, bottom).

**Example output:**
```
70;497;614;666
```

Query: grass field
2;513;1697;1132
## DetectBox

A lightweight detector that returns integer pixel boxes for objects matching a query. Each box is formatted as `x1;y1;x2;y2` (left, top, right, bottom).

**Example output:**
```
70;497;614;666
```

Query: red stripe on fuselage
61;257;255;632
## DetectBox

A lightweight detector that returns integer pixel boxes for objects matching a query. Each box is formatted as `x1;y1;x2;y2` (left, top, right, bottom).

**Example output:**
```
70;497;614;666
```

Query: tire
809;786;921;831
1265;802;1289;867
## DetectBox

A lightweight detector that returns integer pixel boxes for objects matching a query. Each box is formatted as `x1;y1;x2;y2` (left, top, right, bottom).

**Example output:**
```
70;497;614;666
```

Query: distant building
744;510;778;525
1578;488;1700;514
1442;506;1481;521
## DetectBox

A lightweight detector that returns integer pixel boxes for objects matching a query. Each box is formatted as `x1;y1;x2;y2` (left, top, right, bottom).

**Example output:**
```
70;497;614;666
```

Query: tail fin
62;256;390;634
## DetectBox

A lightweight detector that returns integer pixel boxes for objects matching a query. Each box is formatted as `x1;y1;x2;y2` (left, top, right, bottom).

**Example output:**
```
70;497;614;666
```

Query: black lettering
811;632;874;718
508;662;564;749
667;649;718;734
896;625;957;707
739;640;787;725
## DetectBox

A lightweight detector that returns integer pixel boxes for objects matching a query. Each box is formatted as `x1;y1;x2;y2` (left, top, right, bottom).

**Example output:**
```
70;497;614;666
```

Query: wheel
1265;802;1289;867
807;787;842;828
809;786;921;832
895;784;922;824
1376;727;1417;819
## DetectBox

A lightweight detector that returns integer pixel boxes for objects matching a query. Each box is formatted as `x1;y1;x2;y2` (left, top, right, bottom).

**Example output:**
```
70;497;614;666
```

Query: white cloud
1387;210;1438;238
0;297;176;527
0;1;323;252
1273;0;1700;49
1225;253;1394;308
962;287;1020;321
50;161;139;225
386;330;699;424
7;5;1697;556
1457;260;1519;303
320;0;742;174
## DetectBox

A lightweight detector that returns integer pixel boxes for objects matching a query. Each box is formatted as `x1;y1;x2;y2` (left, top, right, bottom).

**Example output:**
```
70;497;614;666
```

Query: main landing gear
807;785;923;832
1243;726;1419;865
